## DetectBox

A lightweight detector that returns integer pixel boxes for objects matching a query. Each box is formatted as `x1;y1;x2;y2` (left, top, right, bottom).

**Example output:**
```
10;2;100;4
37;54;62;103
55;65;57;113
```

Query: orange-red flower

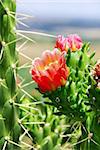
94;61;100;78
93;60;100;88
31;49;69;93
55;34;83;52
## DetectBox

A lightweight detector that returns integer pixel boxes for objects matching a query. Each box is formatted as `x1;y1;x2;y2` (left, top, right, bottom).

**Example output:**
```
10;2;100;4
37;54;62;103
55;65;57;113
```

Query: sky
17;0;100;21
16;0;100;33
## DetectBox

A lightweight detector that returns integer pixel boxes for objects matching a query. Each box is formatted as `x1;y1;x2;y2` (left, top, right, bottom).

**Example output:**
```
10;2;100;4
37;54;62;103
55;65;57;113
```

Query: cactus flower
94;61;100;78
31;49;69;93
93;60;100;88
55;34;83;52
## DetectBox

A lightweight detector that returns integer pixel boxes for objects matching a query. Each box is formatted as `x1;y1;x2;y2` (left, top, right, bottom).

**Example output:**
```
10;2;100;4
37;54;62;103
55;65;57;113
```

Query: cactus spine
0;0;20;149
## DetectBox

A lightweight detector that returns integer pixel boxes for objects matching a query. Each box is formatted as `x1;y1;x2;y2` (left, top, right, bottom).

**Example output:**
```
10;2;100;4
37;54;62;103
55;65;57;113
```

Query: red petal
58;53;66;67
46;66;56;81
55;35;66;51
53;73;61;88
39;76;52;92
31;67;36;76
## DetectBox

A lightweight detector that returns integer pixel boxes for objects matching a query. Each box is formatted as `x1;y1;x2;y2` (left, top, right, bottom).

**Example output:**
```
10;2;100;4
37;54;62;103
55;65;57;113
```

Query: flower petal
42;50;54;65
39;76;52;92
32;57;44;70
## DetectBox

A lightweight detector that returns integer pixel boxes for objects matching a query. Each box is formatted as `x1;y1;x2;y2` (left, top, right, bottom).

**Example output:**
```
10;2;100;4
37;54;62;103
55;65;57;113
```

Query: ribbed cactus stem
0;0;20;149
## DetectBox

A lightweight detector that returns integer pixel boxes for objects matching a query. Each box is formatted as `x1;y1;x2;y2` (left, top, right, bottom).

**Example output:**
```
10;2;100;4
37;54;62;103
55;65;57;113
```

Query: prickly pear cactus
0;0;20;149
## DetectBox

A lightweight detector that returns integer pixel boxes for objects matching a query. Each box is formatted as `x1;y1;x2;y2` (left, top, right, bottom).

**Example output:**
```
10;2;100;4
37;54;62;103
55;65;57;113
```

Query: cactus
82;61;100;150
46;45;100;150
0;1;99;148
30;34;100;150
0;0;21;149
20;94;72;150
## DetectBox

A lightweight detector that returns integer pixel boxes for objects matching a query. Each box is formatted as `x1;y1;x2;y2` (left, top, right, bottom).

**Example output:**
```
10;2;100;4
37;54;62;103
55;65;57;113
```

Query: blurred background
16;0;100;64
